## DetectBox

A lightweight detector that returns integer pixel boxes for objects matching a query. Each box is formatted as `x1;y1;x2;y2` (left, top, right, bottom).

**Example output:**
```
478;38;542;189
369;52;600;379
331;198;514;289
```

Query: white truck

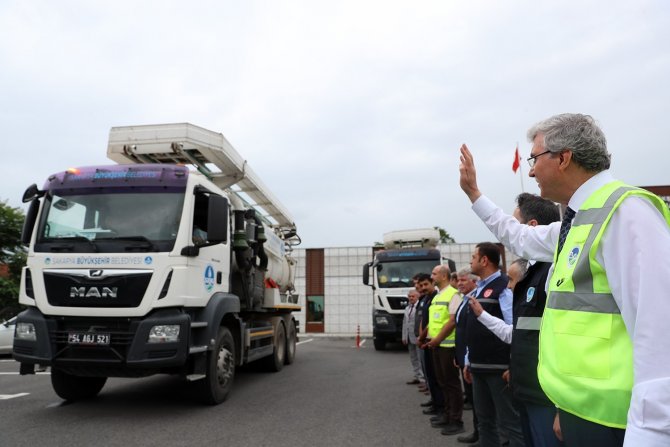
14;123;301;404
362;229;455;350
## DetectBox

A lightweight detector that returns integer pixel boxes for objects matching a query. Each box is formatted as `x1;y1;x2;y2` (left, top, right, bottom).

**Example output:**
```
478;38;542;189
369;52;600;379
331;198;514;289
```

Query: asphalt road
0;338;475;447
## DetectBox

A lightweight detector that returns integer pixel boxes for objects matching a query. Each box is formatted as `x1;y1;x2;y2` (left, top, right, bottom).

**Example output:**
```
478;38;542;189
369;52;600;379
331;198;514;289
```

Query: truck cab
362;229;455;350
14;123;301;404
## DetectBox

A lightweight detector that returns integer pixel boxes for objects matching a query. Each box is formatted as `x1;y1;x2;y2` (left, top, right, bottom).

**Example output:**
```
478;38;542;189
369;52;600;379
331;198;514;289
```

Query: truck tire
51;368;107;401
262;321;286;372
284;319;297;365
373;337;386;351
196;326;236;405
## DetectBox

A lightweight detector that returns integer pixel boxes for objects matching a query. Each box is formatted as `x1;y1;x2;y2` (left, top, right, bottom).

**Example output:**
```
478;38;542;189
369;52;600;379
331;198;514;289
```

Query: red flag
512;146;521;173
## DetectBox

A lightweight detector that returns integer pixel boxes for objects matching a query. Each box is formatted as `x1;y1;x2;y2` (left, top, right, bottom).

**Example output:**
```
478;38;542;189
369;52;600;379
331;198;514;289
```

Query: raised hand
459;143;482;203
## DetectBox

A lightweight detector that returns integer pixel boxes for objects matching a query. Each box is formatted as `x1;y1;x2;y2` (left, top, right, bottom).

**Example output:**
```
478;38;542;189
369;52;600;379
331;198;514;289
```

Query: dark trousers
559;409;625;447
472;371;525;447
462;368;478;434
423;347;444;410
432;347;464;423
518;401;564;447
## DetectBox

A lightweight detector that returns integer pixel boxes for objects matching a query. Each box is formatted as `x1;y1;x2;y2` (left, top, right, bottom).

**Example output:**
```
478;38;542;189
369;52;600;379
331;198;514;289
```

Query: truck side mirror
362;262;372;286
22;184;44;203
207;195;229;243
21;199;40;246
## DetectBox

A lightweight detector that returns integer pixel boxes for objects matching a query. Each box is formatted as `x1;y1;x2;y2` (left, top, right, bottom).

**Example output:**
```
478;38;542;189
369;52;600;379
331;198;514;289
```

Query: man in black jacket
464;242;525;447
469;193;562;446
507;194;562;446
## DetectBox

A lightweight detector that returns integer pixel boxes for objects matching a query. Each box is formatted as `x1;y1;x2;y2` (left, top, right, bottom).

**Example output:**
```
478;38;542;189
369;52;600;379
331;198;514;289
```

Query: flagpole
517;141;525;193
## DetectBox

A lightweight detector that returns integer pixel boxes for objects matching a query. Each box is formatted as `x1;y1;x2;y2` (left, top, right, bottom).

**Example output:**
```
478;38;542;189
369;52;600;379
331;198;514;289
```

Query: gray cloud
1;0;668;248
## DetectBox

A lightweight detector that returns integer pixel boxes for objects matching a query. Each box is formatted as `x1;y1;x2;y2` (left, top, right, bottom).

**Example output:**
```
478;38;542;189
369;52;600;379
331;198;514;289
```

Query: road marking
0;359;17;362
296;338;313;345
0;393;30;400
352;338;367;348
0;372;50;375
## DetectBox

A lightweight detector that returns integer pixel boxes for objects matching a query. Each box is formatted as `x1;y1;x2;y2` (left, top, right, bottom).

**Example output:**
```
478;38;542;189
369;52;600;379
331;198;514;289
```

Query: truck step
189;345;208;354
186;374;206;381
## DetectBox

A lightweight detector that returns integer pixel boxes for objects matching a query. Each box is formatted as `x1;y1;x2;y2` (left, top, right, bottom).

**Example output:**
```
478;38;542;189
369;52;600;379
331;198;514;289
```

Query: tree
434;226;455;244
0;200;26;318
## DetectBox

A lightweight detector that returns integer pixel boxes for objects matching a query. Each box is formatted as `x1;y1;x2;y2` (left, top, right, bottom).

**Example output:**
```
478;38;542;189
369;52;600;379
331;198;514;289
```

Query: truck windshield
35;190;185;253
376;260;440;288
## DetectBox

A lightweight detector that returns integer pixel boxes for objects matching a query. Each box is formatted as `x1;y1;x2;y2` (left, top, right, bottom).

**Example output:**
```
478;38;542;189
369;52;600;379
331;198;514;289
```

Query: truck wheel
284;319;297;365
262;321;286;372
373;337;386;351
51;368;107;401
197;326;236;405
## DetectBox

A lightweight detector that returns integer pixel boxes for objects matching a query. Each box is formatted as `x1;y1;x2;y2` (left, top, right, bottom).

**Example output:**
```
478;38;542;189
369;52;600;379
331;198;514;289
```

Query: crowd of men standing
403;228;557;446
400;113;670;446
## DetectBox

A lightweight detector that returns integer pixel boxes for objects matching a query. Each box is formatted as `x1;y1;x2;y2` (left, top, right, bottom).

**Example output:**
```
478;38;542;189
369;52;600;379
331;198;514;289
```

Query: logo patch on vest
526;287;535;303
567;246;580;266
483;288;493;298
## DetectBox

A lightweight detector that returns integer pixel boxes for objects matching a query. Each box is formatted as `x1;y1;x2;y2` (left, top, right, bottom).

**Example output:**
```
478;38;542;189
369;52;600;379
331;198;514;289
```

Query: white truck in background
362;229;455;350
14;123;301;404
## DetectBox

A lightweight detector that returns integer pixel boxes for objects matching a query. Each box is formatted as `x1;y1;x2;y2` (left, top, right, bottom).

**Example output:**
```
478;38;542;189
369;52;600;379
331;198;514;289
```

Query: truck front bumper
13;307;191;373
372;309;404;341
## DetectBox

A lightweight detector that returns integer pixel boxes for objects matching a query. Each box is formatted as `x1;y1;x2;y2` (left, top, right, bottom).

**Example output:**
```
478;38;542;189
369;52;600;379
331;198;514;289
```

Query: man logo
89;269;104;278
70;287;118;298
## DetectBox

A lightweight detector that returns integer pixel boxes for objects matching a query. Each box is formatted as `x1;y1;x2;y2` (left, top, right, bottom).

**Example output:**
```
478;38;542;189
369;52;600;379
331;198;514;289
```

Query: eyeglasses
527;150;552;168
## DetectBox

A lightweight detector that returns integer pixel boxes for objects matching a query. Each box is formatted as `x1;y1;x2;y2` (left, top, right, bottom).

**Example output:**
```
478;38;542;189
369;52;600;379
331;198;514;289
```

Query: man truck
14;123;301;404
362;228;455;350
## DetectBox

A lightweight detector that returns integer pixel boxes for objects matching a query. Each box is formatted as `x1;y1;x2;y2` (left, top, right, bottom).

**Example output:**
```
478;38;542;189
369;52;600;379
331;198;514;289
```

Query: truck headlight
148;325;180;343
375;316;390;326
16;322;36;341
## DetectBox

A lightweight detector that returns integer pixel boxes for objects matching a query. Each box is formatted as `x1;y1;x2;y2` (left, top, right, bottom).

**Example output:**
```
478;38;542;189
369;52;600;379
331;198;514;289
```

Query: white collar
568;170;614;211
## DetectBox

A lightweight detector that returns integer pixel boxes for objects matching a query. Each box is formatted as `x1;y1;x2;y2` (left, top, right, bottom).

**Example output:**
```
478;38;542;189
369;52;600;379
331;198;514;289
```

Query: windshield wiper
97;236;159;252
42;236;99;253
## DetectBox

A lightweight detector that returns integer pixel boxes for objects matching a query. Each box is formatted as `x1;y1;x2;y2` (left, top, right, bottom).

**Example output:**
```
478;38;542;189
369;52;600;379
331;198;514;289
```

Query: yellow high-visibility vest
427;286;459;347
538;181;670;428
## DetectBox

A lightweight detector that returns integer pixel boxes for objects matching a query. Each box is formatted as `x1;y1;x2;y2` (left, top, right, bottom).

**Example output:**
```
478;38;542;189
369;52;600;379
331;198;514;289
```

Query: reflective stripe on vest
538;181;670;429
427;286;458;347
516;316;541;331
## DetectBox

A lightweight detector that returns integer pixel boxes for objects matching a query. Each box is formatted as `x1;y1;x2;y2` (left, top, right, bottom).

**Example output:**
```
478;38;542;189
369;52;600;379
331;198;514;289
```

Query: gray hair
510;258;528;277
457;267;479;282
527;113;611;172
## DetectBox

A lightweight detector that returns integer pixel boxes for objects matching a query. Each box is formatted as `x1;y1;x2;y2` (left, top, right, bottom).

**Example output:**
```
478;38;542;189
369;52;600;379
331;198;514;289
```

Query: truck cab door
184;190;231;298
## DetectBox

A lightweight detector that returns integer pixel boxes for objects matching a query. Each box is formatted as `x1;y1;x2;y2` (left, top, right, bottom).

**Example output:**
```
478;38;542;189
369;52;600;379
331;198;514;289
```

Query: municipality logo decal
526;287;535;303
144;256;153;265
567;247;580;266
204;265;215;292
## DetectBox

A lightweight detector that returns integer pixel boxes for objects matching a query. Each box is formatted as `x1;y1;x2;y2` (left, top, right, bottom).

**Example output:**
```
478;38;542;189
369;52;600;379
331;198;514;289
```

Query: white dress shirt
477;311;513;344
472;170;670;446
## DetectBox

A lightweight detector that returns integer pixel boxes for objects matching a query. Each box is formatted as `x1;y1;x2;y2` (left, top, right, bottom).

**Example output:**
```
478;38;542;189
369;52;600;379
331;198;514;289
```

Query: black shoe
430;416;449;427
406;379;421;385
463;401;473;410
420;400;433;407
429;414;444;422
422;407;437;415
457;432;479;443
441;422;465;436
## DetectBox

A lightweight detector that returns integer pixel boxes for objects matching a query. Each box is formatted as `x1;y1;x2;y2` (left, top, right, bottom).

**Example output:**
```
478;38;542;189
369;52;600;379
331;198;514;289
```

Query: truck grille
387;295;409;310
44;271;152;308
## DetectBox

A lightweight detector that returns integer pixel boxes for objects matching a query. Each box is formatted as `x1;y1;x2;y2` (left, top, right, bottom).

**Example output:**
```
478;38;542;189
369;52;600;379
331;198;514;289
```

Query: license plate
68;332;111;346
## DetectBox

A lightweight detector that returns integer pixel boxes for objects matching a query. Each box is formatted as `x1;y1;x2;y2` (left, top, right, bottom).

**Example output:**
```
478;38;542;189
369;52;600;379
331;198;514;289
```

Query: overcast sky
2;1;669;248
